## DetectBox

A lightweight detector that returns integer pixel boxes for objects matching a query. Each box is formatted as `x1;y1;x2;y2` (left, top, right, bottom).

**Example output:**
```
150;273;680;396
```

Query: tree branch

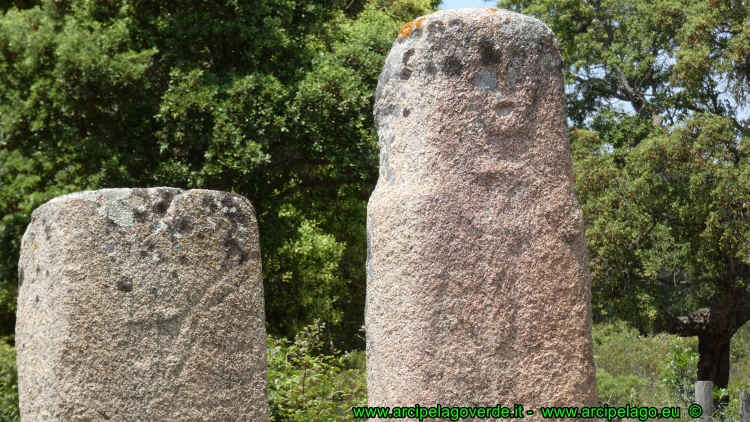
663;308;709;337
655;274;701;287
572;75;632;103
628;219;657;249
611;65;651;117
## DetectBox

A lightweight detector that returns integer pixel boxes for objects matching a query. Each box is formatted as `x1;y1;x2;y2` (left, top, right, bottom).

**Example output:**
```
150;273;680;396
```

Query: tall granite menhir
366;8;597;415
17;188;268;420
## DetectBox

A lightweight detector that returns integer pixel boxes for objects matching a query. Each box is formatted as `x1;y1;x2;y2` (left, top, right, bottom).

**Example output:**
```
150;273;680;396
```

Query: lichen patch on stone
477;71;498;93
67;191;102;203
397;16;426;41
59;189;135;228
398;20;414;41
95;190;134;228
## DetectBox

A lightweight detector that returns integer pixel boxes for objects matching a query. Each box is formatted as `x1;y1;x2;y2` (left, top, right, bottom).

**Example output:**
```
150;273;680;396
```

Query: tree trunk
698;335;731;407
662;282;750;396
697;336;731;389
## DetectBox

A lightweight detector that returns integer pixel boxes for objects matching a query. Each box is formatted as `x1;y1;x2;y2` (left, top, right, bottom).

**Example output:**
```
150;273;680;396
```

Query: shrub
662;338;699;406
596;368;646;405
0;336;18;422
267;321;367;421
593;320;695;408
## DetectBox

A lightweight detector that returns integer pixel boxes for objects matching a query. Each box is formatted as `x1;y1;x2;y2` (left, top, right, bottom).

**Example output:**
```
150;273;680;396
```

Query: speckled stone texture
366;8;597;416
17;188;268;421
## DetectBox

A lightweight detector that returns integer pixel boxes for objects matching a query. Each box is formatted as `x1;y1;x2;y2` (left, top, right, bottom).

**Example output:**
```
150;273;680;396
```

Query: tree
499;0;750;388
0;0;438;348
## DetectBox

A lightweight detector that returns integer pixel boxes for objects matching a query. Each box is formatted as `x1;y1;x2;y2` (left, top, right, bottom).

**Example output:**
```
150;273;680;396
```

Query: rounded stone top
373;7;567;188
34;188;255;229
395;8;556;45
375;7;563;113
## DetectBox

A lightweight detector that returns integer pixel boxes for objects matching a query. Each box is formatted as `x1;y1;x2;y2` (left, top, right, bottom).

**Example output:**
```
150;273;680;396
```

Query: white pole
695;381;713;422
740;390;750;422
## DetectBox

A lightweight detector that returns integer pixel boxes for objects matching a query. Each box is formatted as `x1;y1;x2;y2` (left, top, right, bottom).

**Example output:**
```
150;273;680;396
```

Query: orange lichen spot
488;8;499;13
397;17;426;41
398;20;415;41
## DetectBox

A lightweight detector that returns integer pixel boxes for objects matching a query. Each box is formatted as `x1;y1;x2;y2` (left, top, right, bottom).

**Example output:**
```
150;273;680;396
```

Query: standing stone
17;188;268;421
366;8;597;415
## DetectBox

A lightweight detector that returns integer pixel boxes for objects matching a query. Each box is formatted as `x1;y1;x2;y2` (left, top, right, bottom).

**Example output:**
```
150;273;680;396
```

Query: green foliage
0;0;439;415
267;321;367;421
662;339;699;405
570;114;750;331
715;382;750;422
596;369;646;406
713;323;750;421
730;322;750;385
0;337;17;422
0;0;439;346
593;320;685;406
371;0;436;21
592;321;750;420
271;216;347;326
498;0;750;133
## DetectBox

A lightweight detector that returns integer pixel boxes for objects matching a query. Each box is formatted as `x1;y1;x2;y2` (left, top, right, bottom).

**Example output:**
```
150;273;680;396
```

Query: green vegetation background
1;0;749;419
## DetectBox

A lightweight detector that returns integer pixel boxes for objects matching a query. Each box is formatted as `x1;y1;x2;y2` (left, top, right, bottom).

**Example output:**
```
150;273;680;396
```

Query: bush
267;321;367;421
593;320;698;408
0;336;18;422
594;321;677;406
596;368;646;405
662;338;699;406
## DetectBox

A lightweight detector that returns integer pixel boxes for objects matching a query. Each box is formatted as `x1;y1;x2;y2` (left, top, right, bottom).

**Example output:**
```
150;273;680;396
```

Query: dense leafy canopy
0;0;438;347
499;0;750;386
500;0;749;133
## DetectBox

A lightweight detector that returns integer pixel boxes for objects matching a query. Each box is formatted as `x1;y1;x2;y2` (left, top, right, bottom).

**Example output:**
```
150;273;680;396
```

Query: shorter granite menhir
16;188;268;421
